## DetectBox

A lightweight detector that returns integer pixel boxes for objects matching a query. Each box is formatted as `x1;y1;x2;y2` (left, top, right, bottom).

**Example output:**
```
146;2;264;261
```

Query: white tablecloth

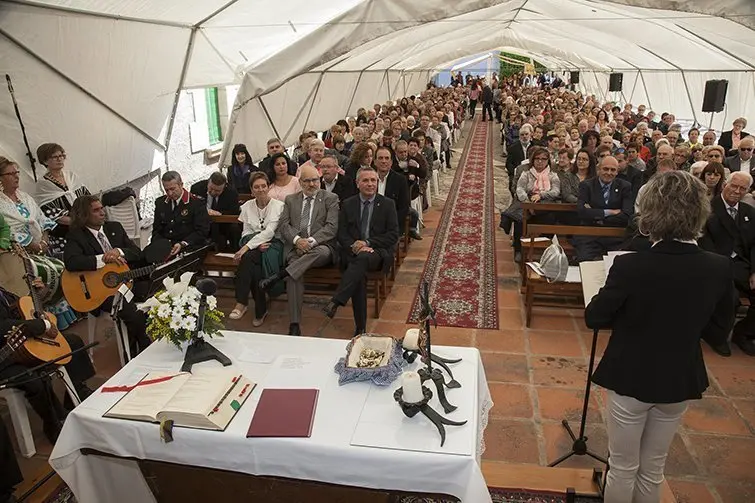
50;332;493;502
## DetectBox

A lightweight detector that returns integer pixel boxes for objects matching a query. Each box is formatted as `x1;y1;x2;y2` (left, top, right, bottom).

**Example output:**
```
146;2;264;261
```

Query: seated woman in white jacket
230;172;285;326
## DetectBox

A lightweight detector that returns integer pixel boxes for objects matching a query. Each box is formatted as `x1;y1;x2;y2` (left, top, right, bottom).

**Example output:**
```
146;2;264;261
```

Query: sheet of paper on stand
520;236;550;243
213;252;236;259
564;265;581;283
603;250;633;276
579;261;607;307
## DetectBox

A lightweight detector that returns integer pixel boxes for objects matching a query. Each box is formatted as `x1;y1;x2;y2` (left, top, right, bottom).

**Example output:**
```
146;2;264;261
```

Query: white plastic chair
0;367;80;458
105;197;141;248
88;312;131;367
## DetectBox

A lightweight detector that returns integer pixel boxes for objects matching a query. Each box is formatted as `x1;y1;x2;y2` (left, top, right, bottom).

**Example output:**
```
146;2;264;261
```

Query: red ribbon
101;373;183;393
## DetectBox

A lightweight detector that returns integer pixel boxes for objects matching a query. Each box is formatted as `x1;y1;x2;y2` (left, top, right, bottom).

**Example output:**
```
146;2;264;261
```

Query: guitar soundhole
103;272;121;288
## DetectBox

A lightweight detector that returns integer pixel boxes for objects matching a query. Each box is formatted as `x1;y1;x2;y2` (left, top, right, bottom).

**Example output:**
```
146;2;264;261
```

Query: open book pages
104;368;255;431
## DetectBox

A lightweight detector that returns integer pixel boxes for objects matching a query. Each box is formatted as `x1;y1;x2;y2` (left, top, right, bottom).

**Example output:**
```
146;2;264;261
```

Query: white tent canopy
1;0;753;191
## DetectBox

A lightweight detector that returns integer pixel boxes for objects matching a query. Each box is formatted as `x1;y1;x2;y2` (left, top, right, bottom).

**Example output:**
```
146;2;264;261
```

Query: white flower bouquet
137;272;224;348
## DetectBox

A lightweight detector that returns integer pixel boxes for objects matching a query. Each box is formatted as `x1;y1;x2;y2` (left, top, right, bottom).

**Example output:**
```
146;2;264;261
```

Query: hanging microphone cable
5;74;39;182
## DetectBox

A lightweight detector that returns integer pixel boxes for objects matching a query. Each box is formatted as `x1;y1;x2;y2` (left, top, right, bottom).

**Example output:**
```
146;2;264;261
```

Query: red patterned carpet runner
407;117;498;329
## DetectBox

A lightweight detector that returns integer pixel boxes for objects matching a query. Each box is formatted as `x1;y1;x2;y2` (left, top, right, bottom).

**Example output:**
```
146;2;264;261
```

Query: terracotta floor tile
429;326;476;348
489;383;534;419
667;480;717;503
371;320;412;338
578;331;609;359
498;308;524;330
686;434;755;484
496;260;519;276
386;286;419;303
481;352;530;384
531;356;589;388
378;301;413;321
541;422;608;470
528;330;584;358
713;482;755;503
482;418;540;464
702;343;755;366
664;434;701;478
707;365;755;399
732;399;755;431
682;396;751;436
476;329;527;354
393;271;423;286
536;387;602;424
319;318;359;339
497;289;522;309
527;310;578;332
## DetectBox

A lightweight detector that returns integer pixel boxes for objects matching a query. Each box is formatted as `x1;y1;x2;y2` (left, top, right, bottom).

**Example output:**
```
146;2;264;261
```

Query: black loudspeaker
702;79;728;113
570;71;580;84
609;73;623;92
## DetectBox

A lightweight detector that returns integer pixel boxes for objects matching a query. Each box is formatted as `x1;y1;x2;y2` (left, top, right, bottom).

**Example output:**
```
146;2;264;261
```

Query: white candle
402;371;424;403
403;328;420;350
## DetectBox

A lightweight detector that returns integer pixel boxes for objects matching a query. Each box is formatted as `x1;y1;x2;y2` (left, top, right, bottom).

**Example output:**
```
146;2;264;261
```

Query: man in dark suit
258;138;298;180
64;195;151;355
700;171;755;356
322;167;399;335
506;124;532;195
724;136;754;174
0;418;22;503
320;155;355;206
575;156;633;262
190;171;241;252
146;171;210;263
375;146;411;236
615;149;642;205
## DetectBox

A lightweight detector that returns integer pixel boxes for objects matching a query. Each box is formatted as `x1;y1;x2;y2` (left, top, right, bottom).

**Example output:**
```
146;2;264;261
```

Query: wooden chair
523;224;627;327
519;203;577;290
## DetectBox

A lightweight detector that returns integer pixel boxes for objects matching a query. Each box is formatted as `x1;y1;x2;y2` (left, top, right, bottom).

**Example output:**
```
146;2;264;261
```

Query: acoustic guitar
12;243;71;365
61;262;157;313
0;325;28;366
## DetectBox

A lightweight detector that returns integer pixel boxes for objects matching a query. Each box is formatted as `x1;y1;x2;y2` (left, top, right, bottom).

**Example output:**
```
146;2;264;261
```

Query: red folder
247;389;319;438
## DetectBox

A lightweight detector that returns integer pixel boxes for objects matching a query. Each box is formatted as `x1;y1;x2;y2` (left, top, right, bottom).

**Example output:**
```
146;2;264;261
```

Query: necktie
300;196;313;237
97;230;112;253
207;195;214;210
360;200;371;240
729;206;738;221
602;183;610;205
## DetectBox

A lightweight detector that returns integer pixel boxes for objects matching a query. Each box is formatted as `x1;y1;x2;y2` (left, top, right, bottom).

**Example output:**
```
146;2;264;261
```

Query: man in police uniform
145;171;210;263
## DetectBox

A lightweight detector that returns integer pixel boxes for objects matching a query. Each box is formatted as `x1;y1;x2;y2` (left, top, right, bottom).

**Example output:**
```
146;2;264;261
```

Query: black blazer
699;196;755;269
616;165;643;205
190;180;241;215
380;171;410;230
505;140;528;175
586;241;734;403
577;177;633;227
152;192;211;247
338;194;399;273
718;130;751;157
259;155;298;180
321;175;356;207
64;221;142;272
0;296;45;352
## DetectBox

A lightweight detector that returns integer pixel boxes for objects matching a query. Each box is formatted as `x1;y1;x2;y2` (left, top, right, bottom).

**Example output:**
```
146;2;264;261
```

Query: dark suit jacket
190;180;241;215
64;221;142;272
152;191;211;247
699;196;755;270
616;165;643;204
577;177;633;227
718;130;751;157
586;241;734;403
259;155;298;180
380;171;410;231
724;153;752;174
505;140;528;175
338;194;399;273
321;175;356;206
0;296;45;352
392;154;428;200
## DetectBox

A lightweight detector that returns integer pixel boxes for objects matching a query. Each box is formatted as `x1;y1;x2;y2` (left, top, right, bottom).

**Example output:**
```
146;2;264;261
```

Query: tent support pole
302;73;325;132
258;96;282;140
674;25;755;71
0;27;165;151
3;0;190;28
345;71;366;117
385;71;391;101
282;74;323;141
679;70;699;125
163;28;198;164
402;73;407;97
638;70;653;110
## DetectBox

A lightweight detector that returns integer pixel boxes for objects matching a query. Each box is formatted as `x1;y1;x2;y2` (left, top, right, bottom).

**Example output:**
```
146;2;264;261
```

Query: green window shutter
206;87;222;144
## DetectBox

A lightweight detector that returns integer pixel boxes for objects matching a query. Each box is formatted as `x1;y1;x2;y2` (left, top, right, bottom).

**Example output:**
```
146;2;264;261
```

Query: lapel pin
746;216;750;222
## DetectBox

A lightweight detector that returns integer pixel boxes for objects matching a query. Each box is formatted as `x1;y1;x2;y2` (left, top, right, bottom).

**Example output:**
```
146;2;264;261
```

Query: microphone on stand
194;278;217;335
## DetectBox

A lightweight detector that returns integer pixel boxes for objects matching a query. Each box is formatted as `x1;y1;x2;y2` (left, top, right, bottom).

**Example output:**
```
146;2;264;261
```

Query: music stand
146;245;209;298
110;291;133;366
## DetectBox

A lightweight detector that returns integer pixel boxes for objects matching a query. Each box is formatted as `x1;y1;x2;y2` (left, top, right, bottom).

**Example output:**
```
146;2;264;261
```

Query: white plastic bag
539;235;569;282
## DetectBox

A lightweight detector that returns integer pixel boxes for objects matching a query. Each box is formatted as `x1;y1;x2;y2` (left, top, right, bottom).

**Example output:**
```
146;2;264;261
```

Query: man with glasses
725;136;754;176
259;165;339;337
700;172;755;356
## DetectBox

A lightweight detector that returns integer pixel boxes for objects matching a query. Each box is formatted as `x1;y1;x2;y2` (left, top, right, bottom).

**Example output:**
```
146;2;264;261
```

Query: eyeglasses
740;147;754;152
50;154;66;161
533;157;548;162
0;171;20;177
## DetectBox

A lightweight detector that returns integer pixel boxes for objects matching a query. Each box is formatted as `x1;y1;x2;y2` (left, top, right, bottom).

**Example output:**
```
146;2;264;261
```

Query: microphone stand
181;279;230;373
5;74;39;182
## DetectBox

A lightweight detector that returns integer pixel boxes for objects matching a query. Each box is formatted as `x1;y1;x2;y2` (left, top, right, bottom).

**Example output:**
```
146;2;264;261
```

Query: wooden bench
519;202;577;289
524;223;627;327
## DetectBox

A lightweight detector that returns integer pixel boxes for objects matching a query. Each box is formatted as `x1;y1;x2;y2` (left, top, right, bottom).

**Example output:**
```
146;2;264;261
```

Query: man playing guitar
63;195;150;355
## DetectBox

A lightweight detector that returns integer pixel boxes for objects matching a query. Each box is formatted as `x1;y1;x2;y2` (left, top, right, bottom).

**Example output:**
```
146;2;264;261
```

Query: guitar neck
0;344;14;366
121;264;157;281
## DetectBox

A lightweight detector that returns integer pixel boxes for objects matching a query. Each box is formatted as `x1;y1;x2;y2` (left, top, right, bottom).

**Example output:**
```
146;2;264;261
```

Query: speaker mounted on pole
609;73;623;92
702;80;728;113
570;71;580;84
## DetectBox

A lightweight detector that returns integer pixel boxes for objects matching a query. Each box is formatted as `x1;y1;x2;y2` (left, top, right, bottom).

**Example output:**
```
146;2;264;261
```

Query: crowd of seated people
495;73;754;357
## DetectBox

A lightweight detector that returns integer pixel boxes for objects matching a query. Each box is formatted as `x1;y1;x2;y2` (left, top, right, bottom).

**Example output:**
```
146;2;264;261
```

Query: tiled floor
4;120;755;503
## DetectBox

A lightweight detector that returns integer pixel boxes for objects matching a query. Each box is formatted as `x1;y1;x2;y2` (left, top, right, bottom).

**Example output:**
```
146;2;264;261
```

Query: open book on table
104;368;255;431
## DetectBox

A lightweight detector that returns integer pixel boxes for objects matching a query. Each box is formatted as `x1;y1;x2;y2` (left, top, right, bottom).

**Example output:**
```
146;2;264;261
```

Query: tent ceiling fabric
0;0;753;190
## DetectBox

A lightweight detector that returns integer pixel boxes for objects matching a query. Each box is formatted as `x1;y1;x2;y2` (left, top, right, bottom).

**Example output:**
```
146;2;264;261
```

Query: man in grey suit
259;165;339;336
725;135;754;175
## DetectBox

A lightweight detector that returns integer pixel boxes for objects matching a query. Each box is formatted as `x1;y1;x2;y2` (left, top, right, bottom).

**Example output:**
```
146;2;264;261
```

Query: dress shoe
409;230;423;240
708;341;732;357
252;311;268;327
288;323;302;336
514;251;522;263
732;334;755;356
354;327;366;336
322;301;338;319
258;275;280;291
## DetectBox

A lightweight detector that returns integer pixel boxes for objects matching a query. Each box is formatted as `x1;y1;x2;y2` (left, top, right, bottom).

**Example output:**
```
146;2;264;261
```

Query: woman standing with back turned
585;171;734;503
